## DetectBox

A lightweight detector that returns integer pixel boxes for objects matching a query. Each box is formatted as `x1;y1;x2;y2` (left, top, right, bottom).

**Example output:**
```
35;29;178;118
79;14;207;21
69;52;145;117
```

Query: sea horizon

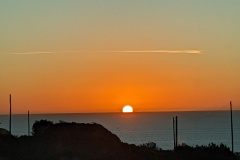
1;109;239;115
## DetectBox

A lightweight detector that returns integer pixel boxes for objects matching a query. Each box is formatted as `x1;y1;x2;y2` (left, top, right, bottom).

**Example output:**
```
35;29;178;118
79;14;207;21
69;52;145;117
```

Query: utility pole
9;94;12;134
173;117;176;149
230;101;234;154
28;110;30;136
175;116;178;147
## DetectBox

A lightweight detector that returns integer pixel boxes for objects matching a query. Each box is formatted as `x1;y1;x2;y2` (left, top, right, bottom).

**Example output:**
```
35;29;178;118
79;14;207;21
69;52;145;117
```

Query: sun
122;105;133;113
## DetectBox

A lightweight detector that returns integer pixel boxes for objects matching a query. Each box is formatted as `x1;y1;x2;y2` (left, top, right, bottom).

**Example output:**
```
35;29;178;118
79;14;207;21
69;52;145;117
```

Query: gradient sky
1;1;240;114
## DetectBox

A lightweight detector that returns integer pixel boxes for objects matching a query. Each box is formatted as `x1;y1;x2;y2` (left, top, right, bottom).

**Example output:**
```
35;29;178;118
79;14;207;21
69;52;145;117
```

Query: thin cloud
7;50;202;55
9;51;53;55
111;50;202;54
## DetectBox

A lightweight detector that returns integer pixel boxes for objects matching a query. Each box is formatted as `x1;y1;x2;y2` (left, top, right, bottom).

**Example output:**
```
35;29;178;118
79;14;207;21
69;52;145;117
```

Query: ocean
0;111;239;152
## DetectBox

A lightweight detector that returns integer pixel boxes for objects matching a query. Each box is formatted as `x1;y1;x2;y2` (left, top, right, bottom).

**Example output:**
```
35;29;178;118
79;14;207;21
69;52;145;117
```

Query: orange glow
0;52;240;114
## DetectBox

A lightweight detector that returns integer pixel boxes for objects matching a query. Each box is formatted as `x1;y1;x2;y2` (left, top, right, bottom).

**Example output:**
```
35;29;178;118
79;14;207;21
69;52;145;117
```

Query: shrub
139;142;161;151
32;120;53;136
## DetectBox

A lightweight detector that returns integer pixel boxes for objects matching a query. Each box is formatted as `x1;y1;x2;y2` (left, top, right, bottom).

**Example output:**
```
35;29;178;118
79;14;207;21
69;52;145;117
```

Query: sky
0;1;240;114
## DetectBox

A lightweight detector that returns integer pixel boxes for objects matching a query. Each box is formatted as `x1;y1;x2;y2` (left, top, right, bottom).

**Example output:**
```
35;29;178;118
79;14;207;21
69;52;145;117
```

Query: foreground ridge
0;120;238;160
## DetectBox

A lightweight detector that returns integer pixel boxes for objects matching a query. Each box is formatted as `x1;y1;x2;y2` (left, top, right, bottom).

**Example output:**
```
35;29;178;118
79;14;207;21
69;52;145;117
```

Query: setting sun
122;105;133;113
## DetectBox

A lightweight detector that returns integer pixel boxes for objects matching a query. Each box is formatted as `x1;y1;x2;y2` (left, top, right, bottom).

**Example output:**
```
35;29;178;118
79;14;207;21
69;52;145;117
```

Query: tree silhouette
32;120;53;136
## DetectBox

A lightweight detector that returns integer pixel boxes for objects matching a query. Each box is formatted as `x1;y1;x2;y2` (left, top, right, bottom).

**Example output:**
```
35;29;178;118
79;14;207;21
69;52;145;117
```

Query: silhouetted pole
175;116;178;147
28;110;30;136
173;117;176;149
230;101;234;154
9;94;12;134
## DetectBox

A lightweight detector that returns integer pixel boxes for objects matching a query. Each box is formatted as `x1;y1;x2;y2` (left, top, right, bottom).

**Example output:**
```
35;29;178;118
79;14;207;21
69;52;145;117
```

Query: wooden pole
230;101;234;154
173;117;176;149
28;110;30;136
9;94;12;134
175;116;178;147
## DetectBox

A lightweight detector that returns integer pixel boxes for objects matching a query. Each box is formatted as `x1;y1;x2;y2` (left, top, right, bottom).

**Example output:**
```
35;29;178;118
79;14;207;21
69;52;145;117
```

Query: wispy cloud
7;50;202;55
9;51;53;55
110;50;202;54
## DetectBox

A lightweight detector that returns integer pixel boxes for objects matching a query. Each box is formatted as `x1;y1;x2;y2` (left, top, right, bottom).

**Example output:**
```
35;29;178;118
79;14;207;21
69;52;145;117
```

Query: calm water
0;111;239;152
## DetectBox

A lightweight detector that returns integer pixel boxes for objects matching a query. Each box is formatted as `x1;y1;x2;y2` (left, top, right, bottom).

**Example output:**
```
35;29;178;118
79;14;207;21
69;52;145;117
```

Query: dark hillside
0;121;237;160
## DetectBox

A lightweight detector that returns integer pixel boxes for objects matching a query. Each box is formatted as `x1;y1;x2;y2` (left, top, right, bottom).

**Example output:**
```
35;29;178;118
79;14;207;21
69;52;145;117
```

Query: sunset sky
1;1;240;114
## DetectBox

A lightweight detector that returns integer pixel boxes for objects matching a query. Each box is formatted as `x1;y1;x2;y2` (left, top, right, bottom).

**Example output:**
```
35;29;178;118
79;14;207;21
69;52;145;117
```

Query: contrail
7;50;202;55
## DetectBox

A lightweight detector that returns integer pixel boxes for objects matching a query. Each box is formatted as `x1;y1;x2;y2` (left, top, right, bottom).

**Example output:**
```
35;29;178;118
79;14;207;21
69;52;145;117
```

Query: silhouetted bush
174;142;235;160
32;119;53;136
139;142;162;151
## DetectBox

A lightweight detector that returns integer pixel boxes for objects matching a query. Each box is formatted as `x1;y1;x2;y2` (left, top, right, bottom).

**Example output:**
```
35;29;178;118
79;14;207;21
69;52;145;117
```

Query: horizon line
1;109;238;115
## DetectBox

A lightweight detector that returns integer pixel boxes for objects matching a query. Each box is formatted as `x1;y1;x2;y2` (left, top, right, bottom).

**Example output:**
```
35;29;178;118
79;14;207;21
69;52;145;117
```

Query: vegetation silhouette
32;119;53;136
0;120;238;160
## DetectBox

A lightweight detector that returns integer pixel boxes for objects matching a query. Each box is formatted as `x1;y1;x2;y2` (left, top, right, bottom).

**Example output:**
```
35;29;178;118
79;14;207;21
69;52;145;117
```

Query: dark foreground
0;120;238;160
